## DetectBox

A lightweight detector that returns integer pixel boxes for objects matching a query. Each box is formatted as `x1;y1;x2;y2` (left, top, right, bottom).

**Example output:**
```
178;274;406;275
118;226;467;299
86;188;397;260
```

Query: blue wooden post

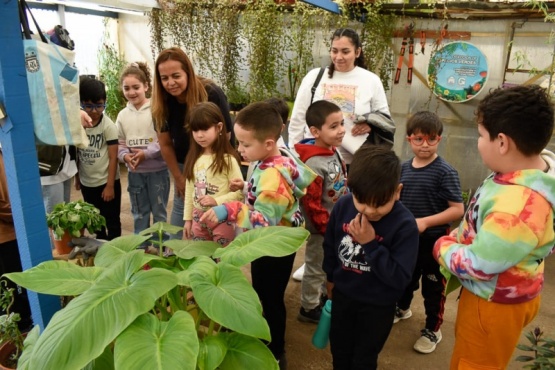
0;0;60;328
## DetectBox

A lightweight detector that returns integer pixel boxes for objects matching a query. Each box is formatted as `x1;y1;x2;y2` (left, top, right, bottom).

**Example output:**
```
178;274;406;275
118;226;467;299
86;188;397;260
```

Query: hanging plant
147;0;398;103
97;19;127;121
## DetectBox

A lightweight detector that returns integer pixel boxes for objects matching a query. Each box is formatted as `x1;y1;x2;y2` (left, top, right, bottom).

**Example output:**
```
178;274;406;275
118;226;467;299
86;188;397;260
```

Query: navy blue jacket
323;194;419;306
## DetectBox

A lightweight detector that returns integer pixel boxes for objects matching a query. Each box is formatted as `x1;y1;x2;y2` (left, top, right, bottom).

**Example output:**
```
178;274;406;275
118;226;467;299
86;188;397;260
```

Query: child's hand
183;221;192;239
200;208;218;224
229;178;244;192
124;153;136;171
349;213;375;244
129;148;145;168
80;110;93;128
198;195;217;207
102;185;115;202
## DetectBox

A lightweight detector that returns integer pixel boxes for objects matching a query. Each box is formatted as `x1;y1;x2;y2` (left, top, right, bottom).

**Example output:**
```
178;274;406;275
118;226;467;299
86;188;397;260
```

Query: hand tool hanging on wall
407;22;415;84
420;30;426;54
394;22;415;85
394;24;408;84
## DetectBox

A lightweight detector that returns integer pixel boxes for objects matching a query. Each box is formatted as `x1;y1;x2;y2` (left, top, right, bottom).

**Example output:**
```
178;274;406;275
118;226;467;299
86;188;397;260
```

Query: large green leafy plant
5;223;309;370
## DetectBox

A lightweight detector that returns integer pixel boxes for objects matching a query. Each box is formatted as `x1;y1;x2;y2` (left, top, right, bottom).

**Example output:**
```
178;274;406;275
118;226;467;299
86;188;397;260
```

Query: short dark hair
235;102;282;142
477;85;554;156
349;146;400;206
80;77;106;102
406;111;443;136
306;100;342;130
264;97;290;125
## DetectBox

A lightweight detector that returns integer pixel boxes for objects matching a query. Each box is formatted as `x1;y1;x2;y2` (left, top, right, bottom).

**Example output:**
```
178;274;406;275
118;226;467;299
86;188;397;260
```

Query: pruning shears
394;22;415;85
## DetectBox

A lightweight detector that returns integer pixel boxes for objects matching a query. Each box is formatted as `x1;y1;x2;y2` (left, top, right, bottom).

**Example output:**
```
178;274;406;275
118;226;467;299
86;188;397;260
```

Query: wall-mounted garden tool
394;22;415;84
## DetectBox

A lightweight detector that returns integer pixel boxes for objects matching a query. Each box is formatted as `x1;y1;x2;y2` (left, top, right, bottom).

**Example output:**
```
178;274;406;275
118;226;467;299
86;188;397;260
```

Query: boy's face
80;99;106;125
352;184;402;222
407;130;441;160
477;123;500;172
234;123;275;162
310;111;345;149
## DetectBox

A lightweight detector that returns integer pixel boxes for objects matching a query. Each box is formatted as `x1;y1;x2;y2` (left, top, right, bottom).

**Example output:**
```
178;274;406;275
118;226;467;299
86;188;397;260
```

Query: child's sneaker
413;328;442;354
297;306;321;323
393;307;412;324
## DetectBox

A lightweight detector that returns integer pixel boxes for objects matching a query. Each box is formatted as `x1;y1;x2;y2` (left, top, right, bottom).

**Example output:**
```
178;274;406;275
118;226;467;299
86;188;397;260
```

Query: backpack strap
310;67;325;104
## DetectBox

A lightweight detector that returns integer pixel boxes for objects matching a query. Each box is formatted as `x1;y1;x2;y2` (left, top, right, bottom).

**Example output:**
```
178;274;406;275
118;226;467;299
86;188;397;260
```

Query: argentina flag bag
19;0;88;148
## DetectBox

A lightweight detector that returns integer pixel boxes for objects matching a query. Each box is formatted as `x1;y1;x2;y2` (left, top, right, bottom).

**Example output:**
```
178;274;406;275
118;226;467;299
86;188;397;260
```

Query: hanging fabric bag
18;0;88;148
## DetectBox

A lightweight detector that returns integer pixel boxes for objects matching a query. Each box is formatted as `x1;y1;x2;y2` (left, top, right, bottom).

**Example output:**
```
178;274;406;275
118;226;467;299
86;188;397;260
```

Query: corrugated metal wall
389;18;555;191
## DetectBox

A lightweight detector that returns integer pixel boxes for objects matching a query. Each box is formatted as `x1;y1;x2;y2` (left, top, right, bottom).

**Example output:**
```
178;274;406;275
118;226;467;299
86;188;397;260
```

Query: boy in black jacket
323;146;419;370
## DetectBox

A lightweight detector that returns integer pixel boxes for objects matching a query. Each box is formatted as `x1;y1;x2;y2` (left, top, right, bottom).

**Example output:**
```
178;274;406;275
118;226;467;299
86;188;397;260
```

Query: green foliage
0;280;25;366
5;223;309;370
46;200;106;239
98;19;127;122
516;327;555;369
149;0;397;103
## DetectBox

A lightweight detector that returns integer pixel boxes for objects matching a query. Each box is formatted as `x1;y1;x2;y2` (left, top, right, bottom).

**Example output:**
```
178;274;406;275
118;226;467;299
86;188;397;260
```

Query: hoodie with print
433;165;555;304
213;155;317;229
294;139;347;235
116;101;167;173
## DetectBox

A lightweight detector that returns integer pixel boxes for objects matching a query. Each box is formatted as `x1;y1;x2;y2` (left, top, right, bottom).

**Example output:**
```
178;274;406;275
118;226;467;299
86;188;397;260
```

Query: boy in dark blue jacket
323;145;419;370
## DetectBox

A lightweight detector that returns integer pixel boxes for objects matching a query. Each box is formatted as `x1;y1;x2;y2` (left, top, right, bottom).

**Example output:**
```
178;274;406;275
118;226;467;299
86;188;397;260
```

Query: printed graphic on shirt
327;159;346;202
338;223;371;273
126;137;154;147
194;167;219;202
78;133;104;165
323;83;357;121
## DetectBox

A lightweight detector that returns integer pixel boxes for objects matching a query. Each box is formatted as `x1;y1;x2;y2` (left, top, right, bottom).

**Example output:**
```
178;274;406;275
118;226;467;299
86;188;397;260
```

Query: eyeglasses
81;103;106;112
407;135;441;146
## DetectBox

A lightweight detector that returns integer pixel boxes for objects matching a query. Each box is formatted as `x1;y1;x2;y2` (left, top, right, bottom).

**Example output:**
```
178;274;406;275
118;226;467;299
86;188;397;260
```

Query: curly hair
476;85;554;156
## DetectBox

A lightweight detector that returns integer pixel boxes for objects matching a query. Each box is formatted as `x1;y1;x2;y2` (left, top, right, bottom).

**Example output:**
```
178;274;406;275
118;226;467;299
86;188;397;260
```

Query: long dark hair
183;102;240;181
151;47;208;132
328;28;367;78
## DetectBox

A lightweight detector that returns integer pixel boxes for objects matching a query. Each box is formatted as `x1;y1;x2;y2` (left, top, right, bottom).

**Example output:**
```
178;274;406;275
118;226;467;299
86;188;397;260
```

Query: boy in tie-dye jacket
433;85;555;370
201;102;316;367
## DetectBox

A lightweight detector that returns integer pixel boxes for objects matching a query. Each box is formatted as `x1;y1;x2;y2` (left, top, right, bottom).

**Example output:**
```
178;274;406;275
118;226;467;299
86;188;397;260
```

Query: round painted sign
427;42;488;103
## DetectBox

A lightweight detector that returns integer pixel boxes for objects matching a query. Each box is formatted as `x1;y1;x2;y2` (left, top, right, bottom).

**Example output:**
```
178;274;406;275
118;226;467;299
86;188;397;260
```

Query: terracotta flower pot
0;343;16;369
0;338;22;370
49;228;74;255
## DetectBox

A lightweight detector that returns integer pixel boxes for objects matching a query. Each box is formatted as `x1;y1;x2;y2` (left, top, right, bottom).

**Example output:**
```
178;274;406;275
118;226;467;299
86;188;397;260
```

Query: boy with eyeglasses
394;111;464;354
77;77;121;240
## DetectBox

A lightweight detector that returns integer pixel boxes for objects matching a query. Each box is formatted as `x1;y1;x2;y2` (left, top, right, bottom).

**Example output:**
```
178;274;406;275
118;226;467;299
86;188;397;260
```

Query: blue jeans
127;169;170;234
41;178;72;214
169;163;184;239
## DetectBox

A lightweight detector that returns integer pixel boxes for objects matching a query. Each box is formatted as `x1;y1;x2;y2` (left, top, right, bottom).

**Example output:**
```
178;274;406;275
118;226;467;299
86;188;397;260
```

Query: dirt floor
72;165;555;370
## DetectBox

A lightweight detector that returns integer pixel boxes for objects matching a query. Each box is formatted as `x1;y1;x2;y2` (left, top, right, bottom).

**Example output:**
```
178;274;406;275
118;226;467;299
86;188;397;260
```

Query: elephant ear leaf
214;226;309;266
4;261;103;296
115;311;199;370
24;251;178;370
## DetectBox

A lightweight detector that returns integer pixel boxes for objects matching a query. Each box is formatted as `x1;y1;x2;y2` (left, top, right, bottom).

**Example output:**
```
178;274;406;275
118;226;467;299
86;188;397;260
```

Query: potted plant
5;223;309;370
46;200;106;255
0;280;38;370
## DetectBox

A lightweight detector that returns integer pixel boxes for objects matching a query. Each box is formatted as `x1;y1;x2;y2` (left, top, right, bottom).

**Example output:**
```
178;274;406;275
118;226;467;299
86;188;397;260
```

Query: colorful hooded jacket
294;139;347;235
213;154;317;229
433;166;555;304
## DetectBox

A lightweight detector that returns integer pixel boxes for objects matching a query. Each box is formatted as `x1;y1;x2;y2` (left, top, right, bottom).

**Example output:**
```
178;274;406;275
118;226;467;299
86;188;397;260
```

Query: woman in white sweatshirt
288;28;392;164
